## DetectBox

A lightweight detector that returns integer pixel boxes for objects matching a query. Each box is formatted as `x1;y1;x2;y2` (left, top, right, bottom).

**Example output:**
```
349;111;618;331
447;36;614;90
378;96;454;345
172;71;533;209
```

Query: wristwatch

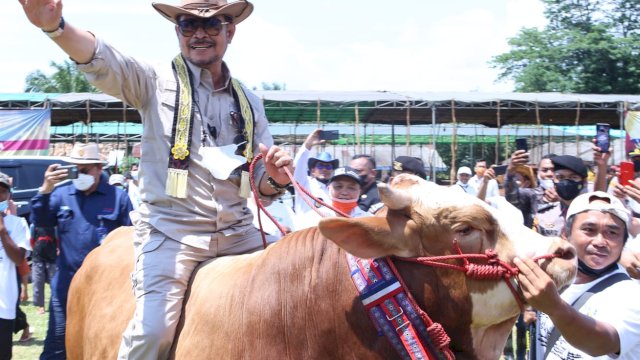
42;17;65;38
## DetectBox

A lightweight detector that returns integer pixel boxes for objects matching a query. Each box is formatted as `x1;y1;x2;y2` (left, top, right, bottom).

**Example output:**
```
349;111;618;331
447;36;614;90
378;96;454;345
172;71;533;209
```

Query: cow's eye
456;226;472;236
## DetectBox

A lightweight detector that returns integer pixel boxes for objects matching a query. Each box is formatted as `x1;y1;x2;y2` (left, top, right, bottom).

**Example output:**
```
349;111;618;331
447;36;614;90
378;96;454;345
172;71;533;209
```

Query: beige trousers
117;222;263;360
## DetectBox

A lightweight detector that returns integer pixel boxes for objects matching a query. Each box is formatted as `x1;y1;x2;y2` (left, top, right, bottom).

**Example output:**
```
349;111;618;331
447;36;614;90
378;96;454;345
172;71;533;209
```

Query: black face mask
577;259;618;278
555;179;583;201
633;159;640;172
359;174;369;185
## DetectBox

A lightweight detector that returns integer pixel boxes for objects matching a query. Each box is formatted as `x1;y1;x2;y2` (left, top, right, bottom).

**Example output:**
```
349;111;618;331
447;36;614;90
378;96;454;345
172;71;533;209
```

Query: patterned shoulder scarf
166;54;255;198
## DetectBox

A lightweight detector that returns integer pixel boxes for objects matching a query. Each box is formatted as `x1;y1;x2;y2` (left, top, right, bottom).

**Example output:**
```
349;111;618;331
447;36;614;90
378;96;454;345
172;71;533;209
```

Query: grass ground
12;285;49;360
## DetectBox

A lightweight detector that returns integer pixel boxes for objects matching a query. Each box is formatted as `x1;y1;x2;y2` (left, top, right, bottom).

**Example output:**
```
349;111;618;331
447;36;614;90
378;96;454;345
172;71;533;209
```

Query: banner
0;109;51;156
624;110;640;152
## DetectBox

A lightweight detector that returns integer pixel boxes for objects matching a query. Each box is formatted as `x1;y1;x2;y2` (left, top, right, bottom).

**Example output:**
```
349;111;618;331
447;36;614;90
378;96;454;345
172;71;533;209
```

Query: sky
1;0;547;94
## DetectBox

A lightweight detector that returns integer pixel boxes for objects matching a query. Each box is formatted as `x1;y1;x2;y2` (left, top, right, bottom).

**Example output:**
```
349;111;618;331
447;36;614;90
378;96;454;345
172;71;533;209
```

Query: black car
0;156;70;220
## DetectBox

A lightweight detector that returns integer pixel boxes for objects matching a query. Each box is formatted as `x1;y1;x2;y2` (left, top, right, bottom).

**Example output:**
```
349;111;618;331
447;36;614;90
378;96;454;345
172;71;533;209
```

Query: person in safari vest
19;1;293;359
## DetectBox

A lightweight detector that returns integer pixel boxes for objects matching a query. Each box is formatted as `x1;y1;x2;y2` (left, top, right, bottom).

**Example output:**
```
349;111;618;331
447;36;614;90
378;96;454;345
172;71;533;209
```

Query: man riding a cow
19;0;293;358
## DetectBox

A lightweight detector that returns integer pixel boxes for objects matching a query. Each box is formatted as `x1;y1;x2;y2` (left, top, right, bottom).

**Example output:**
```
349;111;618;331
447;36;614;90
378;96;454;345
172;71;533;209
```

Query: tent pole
316;98;321;128
620;101;626;162
495;101;501;165
355;104;360;154
575;101;581;157
406;100;411;156
450;100;458;184
536;102;541;163
431;104;437;182
85;100;91;143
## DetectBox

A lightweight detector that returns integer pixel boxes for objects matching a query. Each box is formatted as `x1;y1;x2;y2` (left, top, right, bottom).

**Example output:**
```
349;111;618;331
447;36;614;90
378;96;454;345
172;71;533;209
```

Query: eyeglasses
315;163;334;170
177;17;229;37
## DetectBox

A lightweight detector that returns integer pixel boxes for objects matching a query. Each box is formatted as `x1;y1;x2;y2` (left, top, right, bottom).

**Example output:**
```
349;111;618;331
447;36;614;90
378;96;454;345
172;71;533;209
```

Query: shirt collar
184;60;233;95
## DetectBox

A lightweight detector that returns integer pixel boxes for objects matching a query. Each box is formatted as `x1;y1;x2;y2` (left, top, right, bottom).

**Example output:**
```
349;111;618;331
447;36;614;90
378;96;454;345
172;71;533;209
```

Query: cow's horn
378;183;412;210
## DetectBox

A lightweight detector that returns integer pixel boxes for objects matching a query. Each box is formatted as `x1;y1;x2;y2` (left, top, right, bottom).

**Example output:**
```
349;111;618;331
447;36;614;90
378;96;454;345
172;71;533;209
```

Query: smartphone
620;161;634;186
58;165;79;180
319;130;340;141
492;165;508;176
515;138;528;152
595;123;610;153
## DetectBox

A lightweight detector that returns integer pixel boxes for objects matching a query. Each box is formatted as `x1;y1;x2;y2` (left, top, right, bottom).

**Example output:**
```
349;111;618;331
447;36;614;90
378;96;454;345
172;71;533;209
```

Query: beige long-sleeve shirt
78;38;273;249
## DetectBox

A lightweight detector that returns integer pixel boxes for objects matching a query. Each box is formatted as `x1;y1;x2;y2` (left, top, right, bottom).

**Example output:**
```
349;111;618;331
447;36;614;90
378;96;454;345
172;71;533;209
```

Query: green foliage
24;60;98;93
492;0;640;94
260;82;287;91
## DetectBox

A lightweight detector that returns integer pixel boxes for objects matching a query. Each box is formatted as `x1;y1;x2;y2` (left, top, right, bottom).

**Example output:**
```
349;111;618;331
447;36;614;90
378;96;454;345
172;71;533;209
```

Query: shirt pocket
57;208;74;234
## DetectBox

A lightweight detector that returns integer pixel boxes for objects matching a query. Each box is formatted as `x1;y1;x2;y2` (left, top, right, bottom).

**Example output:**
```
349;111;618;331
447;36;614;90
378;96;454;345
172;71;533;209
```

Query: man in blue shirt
30;143;133;360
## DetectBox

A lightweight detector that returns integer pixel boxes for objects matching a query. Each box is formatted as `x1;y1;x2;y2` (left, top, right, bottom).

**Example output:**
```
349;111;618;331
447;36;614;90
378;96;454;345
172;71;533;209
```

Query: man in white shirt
515;191;640;359
469;159;500;199
293;129;339;227
454;166;477;196
0;172;31;360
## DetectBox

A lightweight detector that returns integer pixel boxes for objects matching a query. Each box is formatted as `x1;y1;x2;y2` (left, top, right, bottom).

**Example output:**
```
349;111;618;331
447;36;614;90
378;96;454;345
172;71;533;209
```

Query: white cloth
537;268;640;359
292;146;331;219
469;175;500;198
0;215;30;320
248;195;296;243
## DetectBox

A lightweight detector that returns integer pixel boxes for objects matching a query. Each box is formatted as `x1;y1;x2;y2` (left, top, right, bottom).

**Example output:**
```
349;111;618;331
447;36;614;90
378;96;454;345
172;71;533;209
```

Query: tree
491;0;640;94
24;60;98;93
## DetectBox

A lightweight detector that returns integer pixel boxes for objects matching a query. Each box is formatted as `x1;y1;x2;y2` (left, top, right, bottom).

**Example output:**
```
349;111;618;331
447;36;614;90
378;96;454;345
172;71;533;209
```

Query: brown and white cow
66;174;576;359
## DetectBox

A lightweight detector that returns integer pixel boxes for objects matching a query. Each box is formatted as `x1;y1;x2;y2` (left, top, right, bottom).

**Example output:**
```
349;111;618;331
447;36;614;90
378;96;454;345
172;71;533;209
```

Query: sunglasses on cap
177;16;231;37
315;163;334;170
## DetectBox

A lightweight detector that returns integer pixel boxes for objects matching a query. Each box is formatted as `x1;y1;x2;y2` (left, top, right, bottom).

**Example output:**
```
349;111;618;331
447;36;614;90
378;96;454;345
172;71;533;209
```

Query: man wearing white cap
31;142;133;359
18;1;293;359
515;191;640;359
454;166;477;196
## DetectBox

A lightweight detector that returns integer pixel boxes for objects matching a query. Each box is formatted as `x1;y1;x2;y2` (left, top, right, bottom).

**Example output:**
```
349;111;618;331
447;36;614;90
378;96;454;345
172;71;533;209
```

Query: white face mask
0;200;8;213
539;178;555;190
130;171;139;181
72;173;95;191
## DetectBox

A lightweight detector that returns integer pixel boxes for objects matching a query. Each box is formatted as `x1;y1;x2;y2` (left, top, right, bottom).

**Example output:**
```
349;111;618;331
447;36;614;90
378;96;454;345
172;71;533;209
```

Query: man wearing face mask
551;155;589;209
350;154;380;212
30;142;133;359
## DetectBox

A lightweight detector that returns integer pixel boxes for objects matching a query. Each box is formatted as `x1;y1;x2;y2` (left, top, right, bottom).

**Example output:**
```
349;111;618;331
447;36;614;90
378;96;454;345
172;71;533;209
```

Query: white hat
566;191;630;226
109;174;126;186
66;143;108;165
457;166;472;176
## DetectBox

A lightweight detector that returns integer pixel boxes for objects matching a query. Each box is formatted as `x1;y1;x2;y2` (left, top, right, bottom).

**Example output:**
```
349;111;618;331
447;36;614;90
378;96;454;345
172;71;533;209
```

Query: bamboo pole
536;101;542;162
316;98;321;128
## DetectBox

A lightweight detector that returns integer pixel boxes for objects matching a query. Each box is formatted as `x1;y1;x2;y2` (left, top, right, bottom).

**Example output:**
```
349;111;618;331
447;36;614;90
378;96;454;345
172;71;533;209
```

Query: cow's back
171;227;397;359
66;226;136;359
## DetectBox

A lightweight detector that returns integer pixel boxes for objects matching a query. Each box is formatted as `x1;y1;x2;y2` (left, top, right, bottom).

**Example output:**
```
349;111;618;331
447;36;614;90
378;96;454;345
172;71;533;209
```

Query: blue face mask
0;200;8;213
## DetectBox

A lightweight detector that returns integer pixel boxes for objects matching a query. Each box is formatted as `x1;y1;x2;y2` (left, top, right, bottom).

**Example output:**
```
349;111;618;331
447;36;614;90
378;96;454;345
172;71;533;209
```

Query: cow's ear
318;216;407;259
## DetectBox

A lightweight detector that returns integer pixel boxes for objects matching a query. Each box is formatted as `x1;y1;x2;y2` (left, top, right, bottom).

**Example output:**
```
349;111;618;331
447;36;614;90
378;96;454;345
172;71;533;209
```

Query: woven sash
166;55;255;198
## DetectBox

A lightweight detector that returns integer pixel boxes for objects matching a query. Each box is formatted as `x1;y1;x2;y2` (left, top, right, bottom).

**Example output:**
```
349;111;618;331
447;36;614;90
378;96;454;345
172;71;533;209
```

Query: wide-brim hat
152;0;253;25
0;172;11;189
66;143;108;165
308;152;339;170
513;165;537;188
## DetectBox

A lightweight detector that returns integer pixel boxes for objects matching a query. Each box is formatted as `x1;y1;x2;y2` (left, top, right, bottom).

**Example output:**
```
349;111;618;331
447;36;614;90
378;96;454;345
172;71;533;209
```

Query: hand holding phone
515;138;528;152
319;130;339;141
620;161;634;187
492;165;508;176
58;165;79;180
595;123;610;153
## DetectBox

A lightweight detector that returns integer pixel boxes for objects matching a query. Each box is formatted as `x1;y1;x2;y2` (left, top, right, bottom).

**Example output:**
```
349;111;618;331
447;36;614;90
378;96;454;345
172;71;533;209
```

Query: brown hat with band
152;0;253;25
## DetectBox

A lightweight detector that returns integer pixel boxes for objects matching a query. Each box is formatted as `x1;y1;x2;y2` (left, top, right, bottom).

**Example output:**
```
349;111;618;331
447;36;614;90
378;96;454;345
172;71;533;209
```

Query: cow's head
318;174;577;359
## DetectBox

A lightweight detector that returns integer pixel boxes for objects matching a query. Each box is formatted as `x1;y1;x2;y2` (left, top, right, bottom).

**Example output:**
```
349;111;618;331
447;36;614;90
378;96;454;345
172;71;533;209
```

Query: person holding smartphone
30;143;133;359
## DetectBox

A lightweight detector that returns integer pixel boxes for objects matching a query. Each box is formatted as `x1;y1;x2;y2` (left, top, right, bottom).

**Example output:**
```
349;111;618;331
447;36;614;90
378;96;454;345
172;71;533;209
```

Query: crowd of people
1;0;639;359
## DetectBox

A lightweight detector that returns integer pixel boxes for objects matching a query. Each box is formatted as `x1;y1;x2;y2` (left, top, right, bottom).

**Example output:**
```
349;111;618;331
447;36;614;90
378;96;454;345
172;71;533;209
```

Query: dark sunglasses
315;163;334;170
177;17;229;37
